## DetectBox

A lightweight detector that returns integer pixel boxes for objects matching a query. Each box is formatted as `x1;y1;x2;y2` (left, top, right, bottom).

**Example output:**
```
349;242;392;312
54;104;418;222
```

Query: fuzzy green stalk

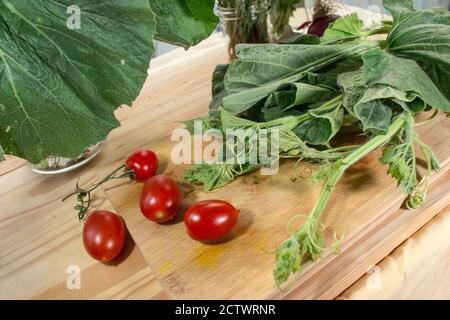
406;133;441;209
274;112;411;287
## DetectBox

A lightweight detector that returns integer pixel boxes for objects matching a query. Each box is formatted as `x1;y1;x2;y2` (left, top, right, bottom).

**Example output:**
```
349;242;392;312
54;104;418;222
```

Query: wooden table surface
1;7;449;300
0;32;229;300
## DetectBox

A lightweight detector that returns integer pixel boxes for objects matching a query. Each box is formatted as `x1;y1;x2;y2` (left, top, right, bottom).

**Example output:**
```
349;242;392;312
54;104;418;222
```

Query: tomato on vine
83;210;125;262
125;150;158;182
63;149;158;220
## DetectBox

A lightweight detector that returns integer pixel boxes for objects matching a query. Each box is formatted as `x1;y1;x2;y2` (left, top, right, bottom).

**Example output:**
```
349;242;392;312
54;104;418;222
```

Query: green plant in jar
218;0;271;59
270;0;304;37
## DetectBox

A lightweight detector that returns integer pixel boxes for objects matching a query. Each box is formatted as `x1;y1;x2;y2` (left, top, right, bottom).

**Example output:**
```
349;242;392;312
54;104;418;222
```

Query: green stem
310;113;409;220
222;96;344;134
274;113;410;286
260;95;343;130
324;144;361;153
365;24;391;37
406;132;440;210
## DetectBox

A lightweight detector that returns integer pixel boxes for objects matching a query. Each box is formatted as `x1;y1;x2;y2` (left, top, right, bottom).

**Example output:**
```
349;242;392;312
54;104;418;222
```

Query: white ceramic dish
28;142;104;175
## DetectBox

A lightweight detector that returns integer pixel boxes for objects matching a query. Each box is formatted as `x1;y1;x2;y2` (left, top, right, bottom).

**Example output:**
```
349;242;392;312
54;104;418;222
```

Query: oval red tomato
184;200;240;242
140;175;181;223
125;150;158;182
83;210;125;262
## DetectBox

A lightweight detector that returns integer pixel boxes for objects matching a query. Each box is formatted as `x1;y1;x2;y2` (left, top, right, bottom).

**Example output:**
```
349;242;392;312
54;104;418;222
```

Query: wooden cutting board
90;34;450;299
100;122;450;300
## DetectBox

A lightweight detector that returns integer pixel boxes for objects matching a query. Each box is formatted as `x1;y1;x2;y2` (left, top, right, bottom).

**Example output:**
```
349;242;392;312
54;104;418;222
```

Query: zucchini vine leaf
0;0;220;163
274;238;301;286
337;70;366;113
383;0;415;15
354;100;392;133
321;13;365;44
184;162;260;191
380;118;418;194
293;98;344;146
0;0;155;164
210;64;230;110
222;42;377;114
381;143;417;194
150;0;218;48
363;49;450;112
182;116;219;135
386;7;450;100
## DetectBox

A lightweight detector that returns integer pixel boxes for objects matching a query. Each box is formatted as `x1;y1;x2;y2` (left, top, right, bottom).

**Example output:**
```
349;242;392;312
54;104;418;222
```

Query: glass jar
216;0;272;59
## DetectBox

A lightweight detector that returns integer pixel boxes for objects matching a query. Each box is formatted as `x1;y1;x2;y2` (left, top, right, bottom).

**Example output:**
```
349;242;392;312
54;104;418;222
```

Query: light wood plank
338;206;450;300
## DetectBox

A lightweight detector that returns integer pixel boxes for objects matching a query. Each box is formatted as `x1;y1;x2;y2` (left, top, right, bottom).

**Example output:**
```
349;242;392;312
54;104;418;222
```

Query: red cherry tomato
125;150;158;182
83;210;125;262
140;175;181;223
184;200;240;242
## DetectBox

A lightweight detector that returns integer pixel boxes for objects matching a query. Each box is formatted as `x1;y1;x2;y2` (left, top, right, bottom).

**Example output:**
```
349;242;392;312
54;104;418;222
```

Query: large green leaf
337;70;366;111
268;83;336;112
321;13;365;44
293;98;343;146
354;100;392;133
0;0;155;163
358;85;424;113
382;0;415;15
339;67;425;116
386;8;450;100
150;0;218;48
223;42;377;114
362;49;450;112
209;64;229;110
260;83;335;122
305;56;363;90
185;0;218;23
380;116;418;195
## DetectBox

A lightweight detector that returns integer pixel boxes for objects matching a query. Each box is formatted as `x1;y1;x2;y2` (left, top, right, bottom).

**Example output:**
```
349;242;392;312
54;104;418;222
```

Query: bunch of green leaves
0;0;218;164
184;0;449;288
